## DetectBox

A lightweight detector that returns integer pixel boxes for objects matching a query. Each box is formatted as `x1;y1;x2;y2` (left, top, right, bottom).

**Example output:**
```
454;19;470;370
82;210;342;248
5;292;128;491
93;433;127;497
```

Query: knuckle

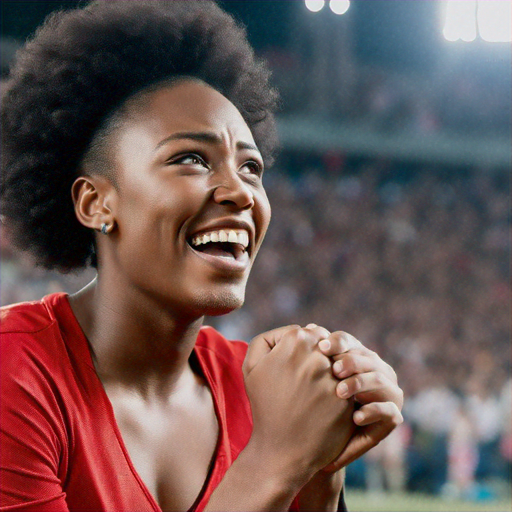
391;410;404;428
329;331;345;345
343;354;358;373
367;349;380;360
331;331;349;352
386;403;403;427
384;362;398;381
317;326;331;338
352;375;362;392
312;350;331;370
374;371;385;386
305;352;331;379
341;331;352;348
284;326;305;342
345;332;362;347
283;327;317;354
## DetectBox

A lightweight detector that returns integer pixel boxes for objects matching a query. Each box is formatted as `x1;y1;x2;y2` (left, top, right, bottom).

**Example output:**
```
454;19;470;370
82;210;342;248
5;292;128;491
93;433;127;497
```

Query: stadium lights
305;0;325;13
478;0;512;42
443;0;512;42
329;0;350;16
305;0;350;15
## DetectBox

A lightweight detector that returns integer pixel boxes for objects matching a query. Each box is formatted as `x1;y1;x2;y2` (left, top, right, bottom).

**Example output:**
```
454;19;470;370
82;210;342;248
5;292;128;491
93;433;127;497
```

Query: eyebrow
154;131;260;153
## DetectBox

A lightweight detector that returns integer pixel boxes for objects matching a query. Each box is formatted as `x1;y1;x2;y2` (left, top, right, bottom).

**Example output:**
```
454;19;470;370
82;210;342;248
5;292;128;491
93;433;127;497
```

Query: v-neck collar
51;293;230;512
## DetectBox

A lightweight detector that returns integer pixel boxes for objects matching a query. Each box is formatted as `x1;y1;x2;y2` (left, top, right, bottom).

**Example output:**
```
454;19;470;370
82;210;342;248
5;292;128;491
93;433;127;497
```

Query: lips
186;221;253;272
191;229;249;250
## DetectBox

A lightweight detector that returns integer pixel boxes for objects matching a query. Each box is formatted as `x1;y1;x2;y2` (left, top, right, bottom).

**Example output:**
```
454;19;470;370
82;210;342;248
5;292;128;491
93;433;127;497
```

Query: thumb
322;423;389;473
243;325;300;377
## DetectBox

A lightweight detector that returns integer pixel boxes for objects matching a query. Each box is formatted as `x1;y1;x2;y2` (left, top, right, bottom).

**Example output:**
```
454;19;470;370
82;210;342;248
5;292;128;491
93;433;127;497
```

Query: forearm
203;442;307;512
297;469;345;512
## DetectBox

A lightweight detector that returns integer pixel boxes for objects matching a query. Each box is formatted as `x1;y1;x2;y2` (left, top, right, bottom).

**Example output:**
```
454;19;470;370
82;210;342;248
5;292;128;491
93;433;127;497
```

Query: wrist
242;435;315;493
298;469;345;512
204;442;302;512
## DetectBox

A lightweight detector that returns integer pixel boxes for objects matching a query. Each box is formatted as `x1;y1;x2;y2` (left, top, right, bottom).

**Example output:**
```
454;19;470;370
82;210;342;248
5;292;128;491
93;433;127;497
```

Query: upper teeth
191;229;250;249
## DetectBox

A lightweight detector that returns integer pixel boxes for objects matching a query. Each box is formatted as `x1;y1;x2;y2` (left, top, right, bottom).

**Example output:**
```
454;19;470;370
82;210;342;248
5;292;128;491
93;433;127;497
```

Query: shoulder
196;325;249;364
0;295;57;334
0;293;68;377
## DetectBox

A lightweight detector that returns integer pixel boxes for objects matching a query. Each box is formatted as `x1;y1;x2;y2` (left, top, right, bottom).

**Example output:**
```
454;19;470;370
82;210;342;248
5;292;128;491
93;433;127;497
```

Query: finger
317;331;361;357
353;401;403;427
332;351;384;378
243;325;301;376
340;365;404;411
336;372;396;400
332;351;396;383
322;403;403;472
303;324;331;348
271;325;330;360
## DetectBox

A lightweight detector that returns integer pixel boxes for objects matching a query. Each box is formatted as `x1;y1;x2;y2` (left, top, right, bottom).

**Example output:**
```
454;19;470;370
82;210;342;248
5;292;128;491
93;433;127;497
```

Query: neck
68;275;204;398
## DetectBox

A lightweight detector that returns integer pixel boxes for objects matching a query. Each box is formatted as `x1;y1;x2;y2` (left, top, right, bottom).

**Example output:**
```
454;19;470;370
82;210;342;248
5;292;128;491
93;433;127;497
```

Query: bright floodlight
443;0;511;42
478;0;512;42
443;0;477;41
329;0;350;16
305;0;325;13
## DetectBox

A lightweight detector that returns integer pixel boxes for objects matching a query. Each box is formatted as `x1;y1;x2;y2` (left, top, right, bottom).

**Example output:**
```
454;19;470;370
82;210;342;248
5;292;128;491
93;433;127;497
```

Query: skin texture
69;79;403;512
245;326;403;511
70;80;272;511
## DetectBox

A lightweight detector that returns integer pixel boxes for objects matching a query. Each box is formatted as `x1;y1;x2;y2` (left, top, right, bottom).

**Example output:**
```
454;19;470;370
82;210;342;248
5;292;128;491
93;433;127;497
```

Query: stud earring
100;222;112;235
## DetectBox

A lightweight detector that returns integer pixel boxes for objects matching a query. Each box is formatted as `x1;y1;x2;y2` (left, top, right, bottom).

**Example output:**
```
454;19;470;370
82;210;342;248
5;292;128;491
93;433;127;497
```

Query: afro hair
1;0;278;271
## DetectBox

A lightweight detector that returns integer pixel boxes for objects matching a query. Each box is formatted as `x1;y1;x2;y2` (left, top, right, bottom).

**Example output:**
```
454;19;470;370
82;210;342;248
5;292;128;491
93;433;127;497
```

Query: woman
0;2;403;511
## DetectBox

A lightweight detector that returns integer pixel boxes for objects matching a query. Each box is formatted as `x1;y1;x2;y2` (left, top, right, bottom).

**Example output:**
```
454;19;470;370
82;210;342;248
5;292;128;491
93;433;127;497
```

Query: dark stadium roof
0;0;450;72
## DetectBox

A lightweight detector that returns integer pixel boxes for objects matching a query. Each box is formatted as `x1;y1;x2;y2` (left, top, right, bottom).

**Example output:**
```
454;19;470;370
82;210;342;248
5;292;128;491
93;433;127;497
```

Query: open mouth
187;229;250;262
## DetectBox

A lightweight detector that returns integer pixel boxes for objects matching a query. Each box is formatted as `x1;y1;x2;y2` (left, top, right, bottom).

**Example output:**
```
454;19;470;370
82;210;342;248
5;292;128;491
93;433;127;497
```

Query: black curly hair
1;0;278;271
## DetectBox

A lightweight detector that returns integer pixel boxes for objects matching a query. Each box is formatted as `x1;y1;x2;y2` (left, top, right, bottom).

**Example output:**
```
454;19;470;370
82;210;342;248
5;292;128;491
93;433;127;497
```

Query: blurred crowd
245;158;510;500
265;47;511;138
1;157;510;500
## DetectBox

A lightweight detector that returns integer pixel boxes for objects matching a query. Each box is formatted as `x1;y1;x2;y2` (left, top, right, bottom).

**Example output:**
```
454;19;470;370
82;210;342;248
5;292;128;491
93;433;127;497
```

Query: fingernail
337;382;349;398
354;411;365;423
306;323;317;329
333;361;343;375
318;339;331;351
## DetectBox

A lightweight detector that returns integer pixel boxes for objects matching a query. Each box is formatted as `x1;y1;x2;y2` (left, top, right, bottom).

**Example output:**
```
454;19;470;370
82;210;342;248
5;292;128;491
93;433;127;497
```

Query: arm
205;326;355;512
1;335;70;512
203;441;303;512
297;468;346;512
243;326;403;511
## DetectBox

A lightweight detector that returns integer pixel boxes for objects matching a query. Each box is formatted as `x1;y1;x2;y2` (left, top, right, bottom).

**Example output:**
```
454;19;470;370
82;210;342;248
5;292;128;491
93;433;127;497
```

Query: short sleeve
1;332;70;512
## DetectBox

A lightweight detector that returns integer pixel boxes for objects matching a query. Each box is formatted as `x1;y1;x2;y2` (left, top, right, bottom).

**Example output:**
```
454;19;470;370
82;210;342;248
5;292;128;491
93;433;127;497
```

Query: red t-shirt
1;293;298;512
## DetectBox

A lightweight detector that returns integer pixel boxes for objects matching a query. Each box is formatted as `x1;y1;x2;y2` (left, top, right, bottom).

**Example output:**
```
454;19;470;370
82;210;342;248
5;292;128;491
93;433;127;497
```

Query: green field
345;491;512;512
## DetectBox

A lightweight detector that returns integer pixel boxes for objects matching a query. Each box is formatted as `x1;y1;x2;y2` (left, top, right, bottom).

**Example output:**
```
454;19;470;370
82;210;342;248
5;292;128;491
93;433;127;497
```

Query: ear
71;175;117;231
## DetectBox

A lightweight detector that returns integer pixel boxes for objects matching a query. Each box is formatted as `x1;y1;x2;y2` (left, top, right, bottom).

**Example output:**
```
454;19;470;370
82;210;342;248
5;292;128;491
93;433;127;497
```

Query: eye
240;160;264;177
169;153;210;170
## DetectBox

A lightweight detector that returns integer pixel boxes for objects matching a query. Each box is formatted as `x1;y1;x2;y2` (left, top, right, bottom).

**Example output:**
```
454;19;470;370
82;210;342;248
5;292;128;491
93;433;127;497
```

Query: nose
212;170;255;210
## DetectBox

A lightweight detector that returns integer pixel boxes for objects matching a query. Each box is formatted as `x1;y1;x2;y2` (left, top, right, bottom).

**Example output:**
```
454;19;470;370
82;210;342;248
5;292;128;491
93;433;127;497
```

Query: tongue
200;244;235;259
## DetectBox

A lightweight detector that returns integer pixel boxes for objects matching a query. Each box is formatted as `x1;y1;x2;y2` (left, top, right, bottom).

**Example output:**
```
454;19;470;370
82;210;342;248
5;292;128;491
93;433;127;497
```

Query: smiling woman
72;79;271;317
0;2;403;512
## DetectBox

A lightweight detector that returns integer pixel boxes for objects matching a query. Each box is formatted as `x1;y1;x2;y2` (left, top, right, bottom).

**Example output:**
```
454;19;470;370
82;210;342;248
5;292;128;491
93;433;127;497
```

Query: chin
196;289;245;317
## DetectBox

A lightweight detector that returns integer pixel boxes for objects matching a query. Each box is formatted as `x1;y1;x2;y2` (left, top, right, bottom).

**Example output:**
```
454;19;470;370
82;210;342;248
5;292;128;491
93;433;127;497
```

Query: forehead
124;79;256;146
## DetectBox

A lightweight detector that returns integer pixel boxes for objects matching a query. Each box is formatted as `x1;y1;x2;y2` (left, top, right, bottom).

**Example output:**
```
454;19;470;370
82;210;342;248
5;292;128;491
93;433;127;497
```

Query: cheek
115;186;186;255
258;190;272;236
252;190;271;255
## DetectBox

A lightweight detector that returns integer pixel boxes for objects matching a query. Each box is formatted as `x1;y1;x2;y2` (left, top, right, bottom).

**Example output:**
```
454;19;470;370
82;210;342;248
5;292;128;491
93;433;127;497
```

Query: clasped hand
243;324;403;479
